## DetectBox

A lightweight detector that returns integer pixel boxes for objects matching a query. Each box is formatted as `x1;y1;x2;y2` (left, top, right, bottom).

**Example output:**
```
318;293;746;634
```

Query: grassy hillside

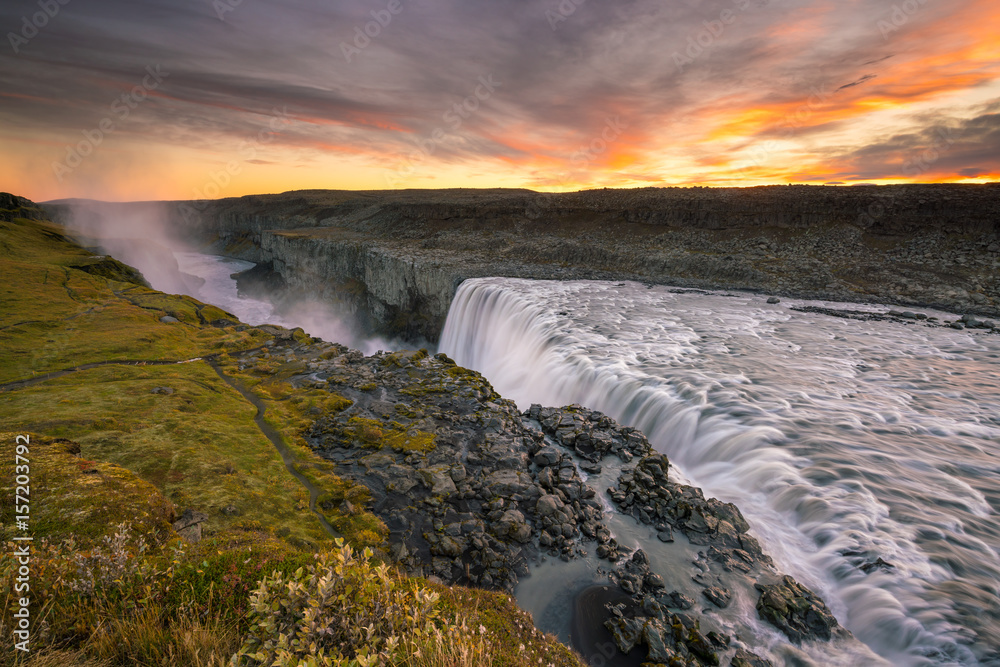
0;211;583;667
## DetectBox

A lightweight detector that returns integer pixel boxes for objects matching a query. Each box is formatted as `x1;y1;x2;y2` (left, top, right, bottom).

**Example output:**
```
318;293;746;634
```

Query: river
439;277;1000;666
172;255;1000;666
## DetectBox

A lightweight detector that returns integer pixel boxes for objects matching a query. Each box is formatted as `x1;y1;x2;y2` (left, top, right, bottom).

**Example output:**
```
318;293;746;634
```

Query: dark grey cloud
821;103;1000;180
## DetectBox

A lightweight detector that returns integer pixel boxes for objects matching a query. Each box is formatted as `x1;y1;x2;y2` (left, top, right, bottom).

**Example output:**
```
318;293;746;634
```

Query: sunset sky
1;0;998;202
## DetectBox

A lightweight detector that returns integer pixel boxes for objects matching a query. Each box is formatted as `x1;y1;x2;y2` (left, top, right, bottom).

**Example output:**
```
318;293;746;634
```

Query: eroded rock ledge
228;331;862;666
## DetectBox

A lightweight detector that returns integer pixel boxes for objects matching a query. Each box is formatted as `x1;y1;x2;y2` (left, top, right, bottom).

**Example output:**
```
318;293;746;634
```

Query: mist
48;199;425;355
52;199;205;295
274;298;434;356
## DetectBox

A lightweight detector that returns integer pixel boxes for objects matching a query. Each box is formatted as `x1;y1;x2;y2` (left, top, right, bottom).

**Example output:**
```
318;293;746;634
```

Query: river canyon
41;186;1000;665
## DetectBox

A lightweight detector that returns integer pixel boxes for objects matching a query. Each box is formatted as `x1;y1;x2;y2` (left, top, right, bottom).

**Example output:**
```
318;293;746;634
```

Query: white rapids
173;252;280;325
439;277;1000;667
171;253;403;355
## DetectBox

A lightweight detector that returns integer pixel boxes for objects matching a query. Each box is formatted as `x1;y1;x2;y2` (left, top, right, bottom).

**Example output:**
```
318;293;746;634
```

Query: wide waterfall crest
440;277;1000;666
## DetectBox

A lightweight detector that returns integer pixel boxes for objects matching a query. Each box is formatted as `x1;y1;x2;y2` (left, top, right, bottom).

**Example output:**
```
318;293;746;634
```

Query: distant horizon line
28;180;1000;206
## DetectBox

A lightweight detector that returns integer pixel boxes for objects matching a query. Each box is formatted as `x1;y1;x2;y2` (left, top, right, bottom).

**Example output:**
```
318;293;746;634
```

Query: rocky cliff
44;185;1000;341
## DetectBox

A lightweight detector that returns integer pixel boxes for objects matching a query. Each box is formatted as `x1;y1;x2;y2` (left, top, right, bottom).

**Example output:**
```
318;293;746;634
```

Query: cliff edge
44;184;1000;342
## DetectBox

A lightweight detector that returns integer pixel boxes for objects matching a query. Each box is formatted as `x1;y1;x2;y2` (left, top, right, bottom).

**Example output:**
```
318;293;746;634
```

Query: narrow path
206;359;341;539
0;320;44;331
2;351;340;539
0;359;199;393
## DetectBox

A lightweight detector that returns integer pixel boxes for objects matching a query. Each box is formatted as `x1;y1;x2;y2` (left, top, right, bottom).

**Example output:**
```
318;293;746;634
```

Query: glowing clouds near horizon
0;0;998;201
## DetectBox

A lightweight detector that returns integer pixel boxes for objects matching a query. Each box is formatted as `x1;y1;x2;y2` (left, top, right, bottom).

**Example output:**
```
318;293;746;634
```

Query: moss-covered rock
754;575;843;644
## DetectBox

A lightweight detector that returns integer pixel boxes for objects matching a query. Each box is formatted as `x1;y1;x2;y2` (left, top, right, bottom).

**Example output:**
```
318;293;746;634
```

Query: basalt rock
226;335;848;662
173;508;208;543
754;575;843;644
262;345;620;592
603;592;770;667
609;454;768;563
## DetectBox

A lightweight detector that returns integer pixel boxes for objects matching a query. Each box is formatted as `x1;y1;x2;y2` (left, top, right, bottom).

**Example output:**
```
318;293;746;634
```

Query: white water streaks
440;278;1000;666
173;252;278;324
171;253;412;356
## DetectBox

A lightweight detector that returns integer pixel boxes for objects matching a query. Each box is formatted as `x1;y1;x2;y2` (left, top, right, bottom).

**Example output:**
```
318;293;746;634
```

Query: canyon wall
43;185;1000;341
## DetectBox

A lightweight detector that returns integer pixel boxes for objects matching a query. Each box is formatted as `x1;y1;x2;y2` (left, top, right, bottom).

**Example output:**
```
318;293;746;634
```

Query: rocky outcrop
0;192;46;221
172;508;209;543
755;575;844;644
298;351;651;591
224;331;857;665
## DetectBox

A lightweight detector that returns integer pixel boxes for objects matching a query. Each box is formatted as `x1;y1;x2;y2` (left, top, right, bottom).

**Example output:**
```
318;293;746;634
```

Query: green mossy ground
342;416;437;453
0;215;349;547
0;214;584;666
0;433;175;547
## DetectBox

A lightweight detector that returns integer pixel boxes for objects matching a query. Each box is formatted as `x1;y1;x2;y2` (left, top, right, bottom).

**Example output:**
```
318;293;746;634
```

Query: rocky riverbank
220;328;868;666
6;194;884;664
45;185;1000;341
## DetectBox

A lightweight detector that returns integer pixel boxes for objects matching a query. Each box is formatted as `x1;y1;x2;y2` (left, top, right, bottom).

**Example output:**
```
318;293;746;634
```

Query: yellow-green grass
342;416;437;453
0;433;175;546
0;217;270;385
0;216;380;548
211;356;389;546
428;583;584;667
0;434;316;666
0;364;333;546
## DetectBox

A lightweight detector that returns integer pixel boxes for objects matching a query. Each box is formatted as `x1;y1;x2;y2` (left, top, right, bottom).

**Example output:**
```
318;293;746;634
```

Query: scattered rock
859;557;895;574
534;446;562;467
703;586;732;608
159;315;179;324
173;508;208;543
150;386;174;395
766;297;780;304
662;590;695;610
755;575;842;643
731;647;774;667
571;585;646;666
419;465;457;496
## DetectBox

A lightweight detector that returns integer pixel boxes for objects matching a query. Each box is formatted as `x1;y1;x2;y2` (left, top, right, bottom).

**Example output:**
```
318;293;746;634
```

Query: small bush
233;539;441;666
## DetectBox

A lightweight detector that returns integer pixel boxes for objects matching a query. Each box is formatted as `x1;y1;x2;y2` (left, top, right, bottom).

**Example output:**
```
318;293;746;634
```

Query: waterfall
440;277;1000;666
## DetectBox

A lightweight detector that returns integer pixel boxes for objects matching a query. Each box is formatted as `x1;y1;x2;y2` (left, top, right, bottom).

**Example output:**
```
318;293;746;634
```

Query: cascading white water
173;253;279;324
171;253;408;355
440;277;1000;667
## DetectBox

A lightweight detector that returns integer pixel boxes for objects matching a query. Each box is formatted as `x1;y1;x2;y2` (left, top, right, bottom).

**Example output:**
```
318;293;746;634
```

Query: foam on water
171;253;409;355
440;278;1000;666
173;252;279;325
